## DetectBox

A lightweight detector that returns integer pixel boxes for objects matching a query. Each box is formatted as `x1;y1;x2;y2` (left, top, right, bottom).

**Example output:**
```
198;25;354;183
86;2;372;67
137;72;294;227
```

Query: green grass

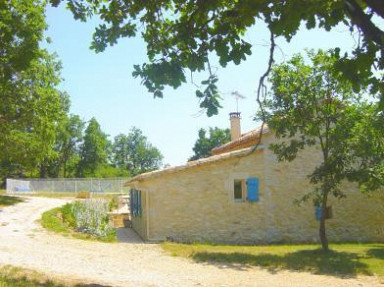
0;266;64;287
26;192;79;198
41;203;116;243
0;194;24;207
162;242;384;280
0;265;110;287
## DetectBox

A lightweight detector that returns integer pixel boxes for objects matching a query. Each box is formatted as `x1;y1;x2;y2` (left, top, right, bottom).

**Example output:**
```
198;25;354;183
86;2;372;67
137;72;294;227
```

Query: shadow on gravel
192;249;371;278
116;227;143;243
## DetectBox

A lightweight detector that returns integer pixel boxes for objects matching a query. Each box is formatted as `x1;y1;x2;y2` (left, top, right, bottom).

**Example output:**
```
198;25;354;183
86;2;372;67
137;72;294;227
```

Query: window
234;179;245;202
232;177;260;203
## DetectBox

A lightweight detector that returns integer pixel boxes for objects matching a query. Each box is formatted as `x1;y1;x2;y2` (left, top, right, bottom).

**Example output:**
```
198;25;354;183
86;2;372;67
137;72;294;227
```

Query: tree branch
362;0;384;19
345;0;384;49
253;30;275;150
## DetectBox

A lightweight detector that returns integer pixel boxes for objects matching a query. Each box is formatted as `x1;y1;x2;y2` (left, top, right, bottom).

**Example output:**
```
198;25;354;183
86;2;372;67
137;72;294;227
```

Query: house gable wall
133;137;383;244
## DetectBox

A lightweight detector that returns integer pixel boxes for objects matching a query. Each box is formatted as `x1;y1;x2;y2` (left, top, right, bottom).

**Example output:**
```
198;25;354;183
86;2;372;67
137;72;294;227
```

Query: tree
0;1;68;183
57;114;85;177
1;0;46;82
0;50;66;182
77;118;109;177
40;113;85;178
189;127;231;161
112;134;129;171
112;127;163;176
265;50;383;251
51;0;384;115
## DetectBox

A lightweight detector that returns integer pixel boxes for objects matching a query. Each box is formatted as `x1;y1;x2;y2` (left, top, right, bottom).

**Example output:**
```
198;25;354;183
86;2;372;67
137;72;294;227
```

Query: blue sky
45;5;356;166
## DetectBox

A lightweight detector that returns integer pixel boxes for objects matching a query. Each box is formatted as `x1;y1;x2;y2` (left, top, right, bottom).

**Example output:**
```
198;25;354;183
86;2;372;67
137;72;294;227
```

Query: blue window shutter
246;177;259;202
130;189;134;215
135;190;138;216
315;206;322;220
130;189;142;217
131;189;138;216
134;190;136;214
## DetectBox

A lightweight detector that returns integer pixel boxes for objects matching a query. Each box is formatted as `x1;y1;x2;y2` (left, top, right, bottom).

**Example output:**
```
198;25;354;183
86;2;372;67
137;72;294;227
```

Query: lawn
162;242;384;280
0;190;24;207
0;265;103;287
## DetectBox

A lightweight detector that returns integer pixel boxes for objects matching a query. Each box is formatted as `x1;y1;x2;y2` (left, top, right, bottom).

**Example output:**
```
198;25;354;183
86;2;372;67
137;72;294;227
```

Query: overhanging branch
362;0;384;19
345;0;384;49
253;31;275;150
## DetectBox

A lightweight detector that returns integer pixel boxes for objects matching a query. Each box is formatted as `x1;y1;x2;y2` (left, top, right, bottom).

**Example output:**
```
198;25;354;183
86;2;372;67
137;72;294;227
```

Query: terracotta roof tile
125;145;264;185
211;124;269;155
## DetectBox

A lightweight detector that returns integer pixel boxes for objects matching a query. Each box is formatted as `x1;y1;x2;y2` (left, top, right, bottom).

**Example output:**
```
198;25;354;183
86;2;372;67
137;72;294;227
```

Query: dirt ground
0;196;382;287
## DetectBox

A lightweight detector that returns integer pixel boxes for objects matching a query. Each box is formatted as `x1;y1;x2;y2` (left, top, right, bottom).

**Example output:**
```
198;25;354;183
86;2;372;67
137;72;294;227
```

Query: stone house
125;113;383;244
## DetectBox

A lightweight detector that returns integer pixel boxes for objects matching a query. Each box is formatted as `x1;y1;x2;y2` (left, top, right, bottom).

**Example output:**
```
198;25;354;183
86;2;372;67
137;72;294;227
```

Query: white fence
6;178;129;194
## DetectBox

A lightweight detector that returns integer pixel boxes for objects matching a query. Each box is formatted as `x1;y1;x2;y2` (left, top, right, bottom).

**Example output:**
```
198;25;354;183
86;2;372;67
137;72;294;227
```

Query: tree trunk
319;190;329;251
63;162;67;178
319;211;329;251
39;164;46;178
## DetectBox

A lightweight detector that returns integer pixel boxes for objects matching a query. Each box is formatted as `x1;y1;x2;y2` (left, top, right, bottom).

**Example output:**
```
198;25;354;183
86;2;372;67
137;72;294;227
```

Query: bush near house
41;199;116;242
71;199;113;238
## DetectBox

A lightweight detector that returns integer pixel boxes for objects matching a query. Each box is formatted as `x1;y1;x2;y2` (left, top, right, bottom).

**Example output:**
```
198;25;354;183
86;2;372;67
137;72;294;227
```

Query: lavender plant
71;199;113;238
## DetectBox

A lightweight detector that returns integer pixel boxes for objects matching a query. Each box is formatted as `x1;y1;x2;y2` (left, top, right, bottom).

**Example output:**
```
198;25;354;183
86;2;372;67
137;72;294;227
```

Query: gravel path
0;196;381;287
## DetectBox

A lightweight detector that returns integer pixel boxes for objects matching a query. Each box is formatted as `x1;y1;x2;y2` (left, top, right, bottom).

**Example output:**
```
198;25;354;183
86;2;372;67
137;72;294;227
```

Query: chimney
229;112;241;141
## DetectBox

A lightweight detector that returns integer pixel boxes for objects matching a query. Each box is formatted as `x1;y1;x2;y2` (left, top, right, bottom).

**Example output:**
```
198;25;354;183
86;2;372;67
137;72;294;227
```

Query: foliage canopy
189;127;231;161
265;50;383;250
77;118;109;177
112;127;163;176
51;0;384;115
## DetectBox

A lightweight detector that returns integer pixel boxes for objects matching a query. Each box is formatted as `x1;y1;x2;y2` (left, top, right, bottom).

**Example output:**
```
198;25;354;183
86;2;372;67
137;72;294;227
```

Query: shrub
61;203;76;228
41;207;69;234
42;199;116;242
108;195;118;211
71;199;113;238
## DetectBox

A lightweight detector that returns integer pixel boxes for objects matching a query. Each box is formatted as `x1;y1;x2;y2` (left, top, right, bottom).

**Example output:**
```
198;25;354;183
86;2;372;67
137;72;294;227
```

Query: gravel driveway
0;196;381;287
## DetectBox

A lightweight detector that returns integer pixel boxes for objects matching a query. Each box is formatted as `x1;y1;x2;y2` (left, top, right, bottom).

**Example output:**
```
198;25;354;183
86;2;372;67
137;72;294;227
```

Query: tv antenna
231;91;246;113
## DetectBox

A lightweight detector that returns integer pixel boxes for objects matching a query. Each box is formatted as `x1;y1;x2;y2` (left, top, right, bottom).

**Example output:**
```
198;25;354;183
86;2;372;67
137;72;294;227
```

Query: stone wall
133;136;384;244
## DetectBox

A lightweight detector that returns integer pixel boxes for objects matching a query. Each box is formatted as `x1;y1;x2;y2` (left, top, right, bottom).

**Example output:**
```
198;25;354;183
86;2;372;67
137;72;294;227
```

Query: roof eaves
212;125;269;154
125;145;264;186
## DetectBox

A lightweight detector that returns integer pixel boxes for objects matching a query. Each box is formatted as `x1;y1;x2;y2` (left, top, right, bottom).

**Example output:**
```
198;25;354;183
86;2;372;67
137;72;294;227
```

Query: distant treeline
0;1;162;186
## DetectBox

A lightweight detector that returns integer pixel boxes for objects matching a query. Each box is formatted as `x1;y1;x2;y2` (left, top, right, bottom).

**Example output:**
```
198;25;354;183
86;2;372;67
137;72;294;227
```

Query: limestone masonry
126;123;383;244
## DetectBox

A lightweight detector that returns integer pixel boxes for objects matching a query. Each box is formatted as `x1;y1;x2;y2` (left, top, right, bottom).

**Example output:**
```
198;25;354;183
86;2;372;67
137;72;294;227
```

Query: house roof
211;124;269;155
125;145;264;186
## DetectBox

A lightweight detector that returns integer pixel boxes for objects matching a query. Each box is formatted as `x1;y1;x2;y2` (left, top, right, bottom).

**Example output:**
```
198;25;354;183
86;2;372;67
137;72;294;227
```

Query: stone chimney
229;112;241;141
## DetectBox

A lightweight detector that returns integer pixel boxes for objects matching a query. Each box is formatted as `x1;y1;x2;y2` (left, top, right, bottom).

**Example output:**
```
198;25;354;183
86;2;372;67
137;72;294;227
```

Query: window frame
233;178;246;203
228;174;260;204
